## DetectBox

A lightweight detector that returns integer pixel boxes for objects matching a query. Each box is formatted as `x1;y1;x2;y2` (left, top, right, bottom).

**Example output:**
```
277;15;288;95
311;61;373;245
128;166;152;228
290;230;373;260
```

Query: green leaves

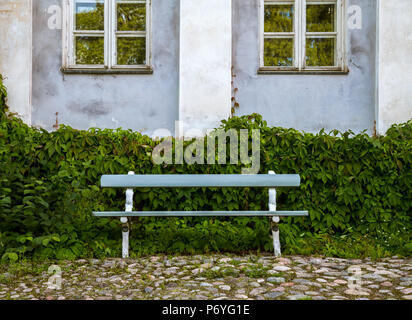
0;75;7;117
0;104;411;260
1;252;18;262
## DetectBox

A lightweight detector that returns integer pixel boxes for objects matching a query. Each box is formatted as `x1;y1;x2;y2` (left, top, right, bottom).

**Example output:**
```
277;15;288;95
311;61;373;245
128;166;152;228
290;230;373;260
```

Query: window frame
62;0;152;72
259;0;347;73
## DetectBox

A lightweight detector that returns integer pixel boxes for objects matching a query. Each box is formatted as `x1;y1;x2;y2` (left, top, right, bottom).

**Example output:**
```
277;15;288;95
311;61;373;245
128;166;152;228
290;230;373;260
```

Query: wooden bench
93;171;308;258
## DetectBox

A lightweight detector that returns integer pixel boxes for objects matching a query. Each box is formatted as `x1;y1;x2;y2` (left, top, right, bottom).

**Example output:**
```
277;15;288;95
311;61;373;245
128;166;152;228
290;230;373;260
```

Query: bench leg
271;217;281;257
121;220;129;259
269;170;281;257
121;171;134;259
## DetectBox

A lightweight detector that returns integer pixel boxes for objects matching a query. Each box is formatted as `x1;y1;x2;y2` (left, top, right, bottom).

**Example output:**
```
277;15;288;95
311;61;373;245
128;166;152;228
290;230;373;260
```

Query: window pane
264;38;293;67
117;2;146;31
264;4;294;33
306;4;335;32
75;0;105;31
306;38;335;66
117;37;146;65
75;36;104;64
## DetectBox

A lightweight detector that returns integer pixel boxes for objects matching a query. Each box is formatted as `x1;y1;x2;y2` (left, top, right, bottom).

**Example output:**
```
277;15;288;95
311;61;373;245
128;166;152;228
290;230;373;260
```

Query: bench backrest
100;174;300;188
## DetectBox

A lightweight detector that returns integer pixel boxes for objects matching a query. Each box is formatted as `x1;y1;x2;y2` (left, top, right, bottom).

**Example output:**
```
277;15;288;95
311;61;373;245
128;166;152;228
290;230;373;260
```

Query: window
259;0;347;73
62;0;151;72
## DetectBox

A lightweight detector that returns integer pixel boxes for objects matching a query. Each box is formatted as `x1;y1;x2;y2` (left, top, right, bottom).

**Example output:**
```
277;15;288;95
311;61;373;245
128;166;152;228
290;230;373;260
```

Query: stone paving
0;254;411;300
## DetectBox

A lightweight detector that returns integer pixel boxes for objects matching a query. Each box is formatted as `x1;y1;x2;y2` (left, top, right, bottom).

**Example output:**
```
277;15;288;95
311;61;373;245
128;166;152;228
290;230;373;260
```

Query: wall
0;0;32;123
232;0;377;134
31;0;180;136
179;0;232;136
10;0;410;136
377;0;412;134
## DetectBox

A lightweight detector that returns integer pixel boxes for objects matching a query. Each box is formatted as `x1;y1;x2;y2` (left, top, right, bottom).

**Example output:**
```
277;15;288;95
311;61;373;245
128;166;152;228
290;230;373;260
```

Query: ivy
0;75;7;117
0;77;411;260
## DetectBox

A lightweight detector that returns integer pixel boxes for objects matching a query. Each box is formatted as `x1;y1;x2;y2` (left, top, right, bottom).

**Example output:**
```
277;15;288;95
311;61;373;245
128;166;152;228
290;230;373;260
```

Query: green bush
0;77;411;260
0;75;7;117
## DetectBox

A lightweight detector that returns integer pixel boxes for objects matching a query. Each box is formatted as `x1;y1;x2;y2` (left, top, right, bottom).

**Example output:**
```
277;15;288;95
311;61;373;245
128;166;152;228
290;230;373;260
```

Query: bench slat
93;211;308;217
101;174;300;188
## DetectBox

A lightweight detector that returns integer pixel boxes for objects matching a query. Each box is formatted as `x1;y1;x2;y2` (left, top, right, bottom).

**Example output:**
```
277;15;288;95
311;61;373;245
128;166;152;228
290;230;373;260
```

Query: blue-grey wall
32;0;180;135
232;0;377;133
32;0;377;135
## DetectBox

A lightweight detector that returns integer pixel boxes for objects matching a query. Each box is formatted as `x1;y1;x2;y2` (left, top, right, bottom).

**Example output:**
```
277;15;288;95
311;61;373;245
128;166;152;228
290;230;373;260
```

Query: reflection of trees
117;4;146;31
306;38;334;66
76;3;104;30
75;2;146;65
76;37;104;65
74;2;335;67
117;38;146;65
306;5;334;32
264;39;293;67
264;5;294;32
264;4;335;67
305;4;335;66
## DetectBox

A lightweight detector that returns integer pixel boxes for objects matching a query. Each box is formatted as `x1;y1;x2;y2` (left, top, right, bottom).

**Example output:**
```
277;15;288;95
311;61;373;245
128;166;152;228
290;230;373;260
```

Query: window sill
257;68;349;75
60;66;154;75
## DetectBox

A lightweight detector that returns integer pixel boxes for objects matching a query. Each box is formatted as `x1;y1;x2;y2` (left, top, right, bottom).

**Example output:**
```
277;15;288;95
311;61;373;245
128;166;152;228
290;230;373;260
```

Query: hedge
0;75;6;116
0;76;411;261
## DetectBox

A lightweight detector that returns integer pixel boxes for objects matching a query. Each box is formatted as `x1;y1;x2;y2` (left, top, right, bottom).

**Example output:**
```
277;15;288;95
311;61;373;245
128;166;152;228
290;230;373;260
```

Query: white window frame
259;0;347;72
62;0;152;71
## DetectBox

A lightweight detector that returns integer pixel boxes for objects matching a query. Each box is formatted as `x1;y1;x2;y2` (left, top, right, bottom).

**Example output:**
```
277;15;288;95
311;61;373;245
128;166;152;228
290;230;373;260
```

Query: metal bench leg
269;171;281;257
271;217;281;257
121;171;135;259
121;221;129;259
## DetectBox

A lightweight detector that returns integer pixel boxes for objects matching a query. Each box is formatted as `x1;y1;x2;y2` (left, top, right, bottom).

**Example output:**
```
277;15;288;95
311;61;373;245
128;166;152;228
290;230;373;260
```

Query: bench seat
93;210;308;217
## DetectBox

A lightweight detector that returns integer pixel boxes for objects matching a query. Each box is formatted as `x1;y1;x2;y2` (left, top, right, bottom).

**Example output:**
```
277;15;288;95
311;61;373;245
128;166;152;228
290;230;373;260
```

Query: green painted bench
93;172;308;258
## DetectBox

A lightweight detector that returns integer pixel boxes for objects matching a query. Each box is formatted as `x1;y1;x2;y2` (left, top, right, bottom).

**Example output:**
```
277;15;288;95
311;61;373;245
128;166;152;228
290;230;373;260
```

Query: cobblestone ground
0;254;411;300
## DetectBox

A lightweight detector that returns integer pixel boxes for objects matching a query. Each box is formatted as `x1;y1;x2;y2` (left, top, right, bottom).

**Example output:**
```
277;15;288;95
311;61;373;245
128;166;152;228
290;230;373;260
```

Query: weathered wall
0;0;32;123
233;0;377;134
377;0;412;134
179;0;231;135
22;0;407;136
32;0;179;136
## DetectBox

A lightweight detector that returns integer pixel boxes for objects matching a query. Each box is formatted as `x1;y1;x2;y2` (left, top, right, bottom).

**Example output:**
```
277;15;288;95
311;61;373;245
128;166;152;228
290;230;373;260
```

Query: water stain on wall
68;100;110;117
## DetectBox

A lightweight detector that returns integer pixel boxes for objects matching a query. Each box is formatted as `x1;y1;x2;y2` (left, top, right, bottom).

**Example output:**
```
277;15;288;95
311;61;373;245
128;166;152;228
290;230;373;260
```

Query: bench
93;171;308;258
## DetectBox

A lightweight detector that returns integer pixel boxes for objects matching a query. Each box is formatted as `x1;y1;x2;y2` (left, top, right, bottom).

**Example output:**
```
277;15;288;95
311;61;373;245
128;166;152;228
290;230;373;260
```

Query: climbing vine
0;75;411;261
